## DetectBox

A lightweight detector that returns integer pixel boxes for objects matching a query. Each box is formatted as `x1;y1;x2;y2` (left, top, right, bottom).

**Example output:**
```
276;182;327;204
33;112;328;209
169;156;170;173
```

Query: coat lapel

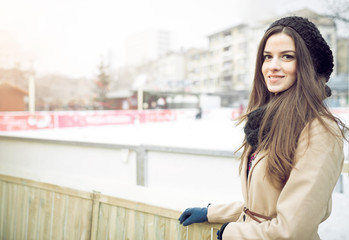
241;148;266;204
247;151;265;187
240;147;249;202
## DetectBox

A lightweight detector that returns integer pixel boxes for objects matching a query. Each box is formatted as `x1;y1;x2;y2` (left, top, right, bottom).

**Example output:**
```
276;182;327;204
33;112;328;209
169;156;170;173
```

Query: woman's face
262;32;297;94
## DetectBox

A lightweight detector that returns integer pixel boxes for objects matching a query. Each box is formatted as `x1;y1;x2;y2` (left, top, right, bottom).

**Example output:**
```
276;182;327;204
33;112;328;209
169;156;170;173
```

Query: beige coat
207;118;344;240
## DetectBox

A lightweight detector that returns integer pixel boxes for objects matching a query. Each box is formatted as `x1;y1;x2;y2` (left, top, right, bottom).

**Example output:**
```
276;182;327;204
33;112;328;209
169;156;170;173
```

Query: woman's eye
282;54;295;60
263;55;272;60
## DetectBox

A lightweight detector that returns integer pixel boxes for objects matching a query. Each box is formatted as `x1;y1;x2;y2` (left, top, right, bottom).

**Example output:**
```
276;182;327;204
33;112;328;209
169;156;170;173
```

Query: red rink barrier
0;110;178;131
57;111;137;128
0;113;56;131
1;108;346;132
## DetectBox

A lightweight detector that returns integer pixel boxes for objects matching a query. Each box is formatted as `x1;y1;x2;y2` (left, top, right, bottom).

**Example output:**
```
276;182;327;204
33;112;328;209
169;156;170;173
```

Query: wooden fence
0;174;221;240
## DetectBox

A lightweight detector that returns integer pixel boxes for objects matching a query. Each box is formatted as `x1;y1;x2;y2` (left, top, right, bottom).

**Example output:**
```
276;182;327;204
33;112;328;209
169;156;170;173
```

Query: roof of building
0;81;28;95
207;23;248;38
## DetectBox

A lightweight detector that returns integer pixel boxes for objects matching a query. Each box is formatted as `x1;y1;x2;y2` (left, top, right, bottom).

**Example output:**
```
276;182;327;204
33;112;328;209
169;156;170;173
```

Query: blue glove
178;207;208;226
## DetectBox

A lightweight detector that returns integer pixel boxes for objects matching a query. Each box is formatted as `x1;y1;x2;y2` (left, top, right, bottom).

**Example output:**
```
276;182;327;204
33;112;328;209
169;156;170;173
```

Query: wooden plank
0;181;8;238
98;194;182;220
135;210;145;240
187;224;198;240
125;209;136;240
213;225;221;240
79;199;93;240
15;184;29;240
3;182;12;239
65;196;83;240
188;223;212;240
167;218;183;240
178;224;187;240
115;206;126;239
27;187;40;240
107;205;118;239
37;189;54;239
164;217;172;240
90;192;101;240
7;183;17;240
0;174;91;200
0;181;4;238
96;202;110;240
51;192;67;239
154;215;166;240
144;213;155;239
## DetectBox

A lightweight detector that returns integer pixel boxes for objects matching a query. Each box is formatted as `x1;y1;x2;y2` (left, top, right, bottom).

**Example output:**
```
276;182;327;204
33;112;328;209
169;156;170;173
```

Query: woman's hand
178;207;208;226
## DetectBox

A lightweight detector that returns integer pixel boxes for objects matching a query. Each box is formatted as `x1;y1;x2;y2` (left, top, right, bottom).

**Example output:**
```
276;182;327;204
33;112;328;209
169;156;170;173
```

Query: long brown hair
239;26;347;188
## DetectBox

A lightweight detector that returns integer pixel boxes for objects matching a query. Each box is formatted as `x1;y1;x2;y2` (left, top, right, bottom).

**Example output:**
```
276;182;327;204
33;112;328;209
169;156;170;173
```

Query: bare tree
324;0;349;23
94;58;111;109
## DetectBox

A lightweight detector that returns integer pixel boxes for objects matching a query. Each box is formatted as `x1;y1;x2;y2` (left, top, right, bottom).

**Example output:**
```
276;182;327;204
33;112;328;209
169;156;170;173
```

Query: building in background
337;38;349;75
0;82;28;111
328;37;349;107
150;51;187;91
202;23;258;107
207;24;250;92
20;8;337;111
186;48;212;92
108;9;345;110
197;8;337;107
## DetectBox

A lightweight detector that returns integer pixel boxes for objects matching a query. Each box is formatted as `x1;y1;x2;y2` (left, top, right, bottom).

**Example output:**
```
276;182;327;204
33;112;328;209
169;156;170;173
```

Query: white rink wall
0;118;245;211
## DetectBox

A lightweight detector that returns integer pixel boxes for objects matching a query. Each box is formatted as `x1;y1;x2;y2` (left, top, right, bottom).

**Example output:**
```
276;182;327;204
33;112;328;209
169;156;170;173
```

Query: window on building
223;32;231;37
238;58;248;67
239;42;248;50
238;74;247;83
223;31;232;42
223;75;232;82
325;34;332;46
223;61;232;70
223;46;231;52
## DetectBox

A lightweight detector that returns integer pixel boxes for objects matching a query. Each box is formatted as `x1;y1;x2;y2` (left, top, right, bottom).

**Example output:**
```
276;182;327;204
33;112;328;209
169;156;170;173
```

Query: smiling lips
268;75;284;83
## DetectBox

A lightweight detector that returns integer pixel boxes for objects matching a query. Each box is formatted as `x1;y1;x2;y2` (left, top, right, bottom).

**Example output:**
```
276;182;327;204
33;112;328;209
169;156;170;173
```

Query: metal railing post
136;147;148;186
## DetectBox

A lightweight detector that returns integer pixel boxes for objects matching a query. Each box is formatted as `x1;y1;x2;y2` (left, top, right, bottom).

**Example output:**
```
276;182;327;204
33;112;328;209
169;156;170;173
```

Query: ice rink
1;114;348;239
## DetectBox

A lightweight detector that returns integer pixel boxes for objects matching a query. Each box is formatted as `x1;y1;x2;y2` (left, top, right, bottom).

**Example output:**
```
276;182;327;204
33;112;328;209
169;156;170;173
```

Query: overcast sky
0;0;333;78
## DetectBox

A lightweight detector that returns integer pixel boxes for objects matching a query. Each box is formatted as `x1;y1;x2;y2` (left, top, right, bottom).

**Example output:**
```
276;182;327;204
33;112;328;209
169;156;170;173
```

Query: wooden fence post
90;191;101;240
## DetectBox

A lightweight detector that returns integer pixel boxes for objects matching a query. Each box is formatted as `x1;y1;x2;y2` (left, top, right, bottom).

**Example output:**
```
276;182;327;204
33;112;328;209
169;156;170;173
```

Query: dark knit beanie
266;16;334;81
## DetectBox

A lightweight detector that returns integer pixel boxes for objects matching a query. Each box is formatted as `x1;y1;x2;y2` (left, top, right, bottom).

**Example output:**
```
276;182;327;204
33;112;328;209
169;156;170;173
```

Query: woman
179;16;347;239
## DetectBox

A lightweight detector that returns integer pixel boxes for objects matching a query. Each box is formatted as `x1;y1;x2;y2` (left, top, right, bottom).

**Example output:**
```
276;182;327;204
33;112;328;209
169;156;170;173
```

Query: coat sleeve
221;118;344;240
207;201;245;223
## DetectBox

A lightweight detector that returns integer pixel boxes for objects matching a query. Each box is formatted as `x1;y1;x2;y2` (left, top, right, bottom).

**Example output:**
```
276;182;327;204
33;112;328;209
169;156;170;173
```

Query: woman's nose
269;57;281;71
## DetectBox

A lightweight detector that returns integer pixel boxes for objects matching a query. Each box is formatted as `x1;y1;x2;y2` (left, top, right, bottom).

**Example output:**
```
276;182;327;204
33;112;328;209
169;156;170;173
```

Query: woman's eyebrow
263;50;296;54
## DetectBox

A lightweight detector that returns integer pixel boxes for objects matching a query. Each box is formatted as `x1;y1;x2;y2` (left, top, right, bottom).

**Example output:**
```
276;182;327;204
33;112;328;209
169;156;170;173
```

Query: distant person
195;107;202;119
179;16;347;239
